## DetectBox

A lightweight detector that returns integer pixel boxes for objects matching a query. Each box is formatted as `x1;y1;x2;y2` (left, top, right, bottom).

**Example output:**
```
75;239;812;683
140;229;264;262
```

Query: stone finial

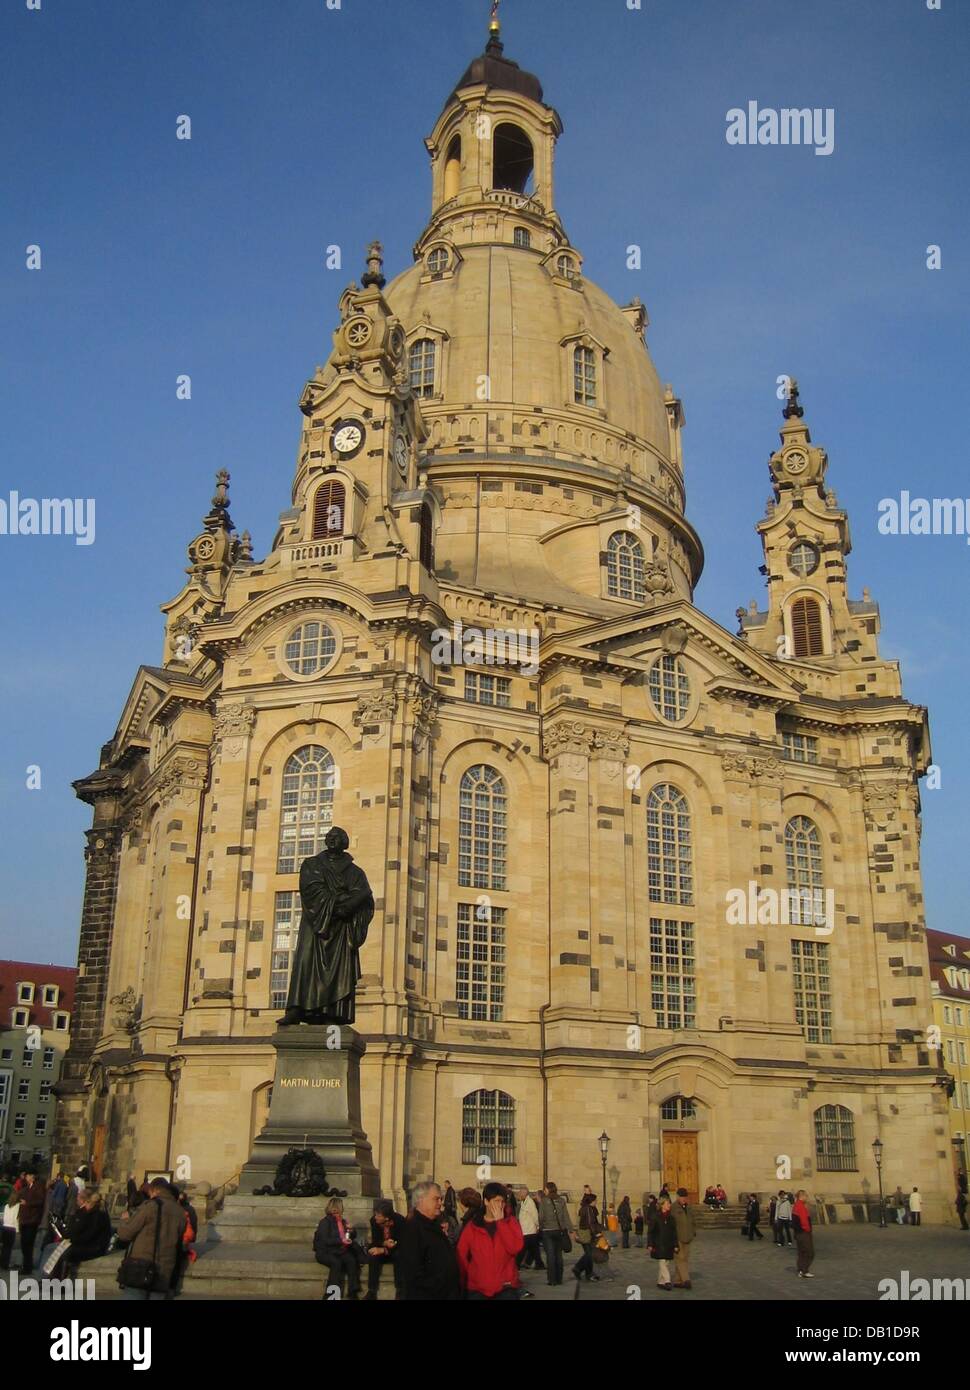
782;377;804;420
361;241;386;290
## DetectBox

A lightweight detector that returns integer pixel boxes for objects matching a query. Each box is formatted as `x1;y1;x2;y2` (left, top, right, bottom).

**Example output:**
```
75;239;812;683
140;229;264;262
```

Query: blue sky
1;0;968;965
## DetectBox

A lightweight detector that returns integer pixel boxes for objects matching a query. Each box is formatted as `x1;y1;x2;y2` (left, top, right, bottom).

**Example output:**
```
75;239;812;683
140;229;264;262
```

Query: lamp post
872;1137;886;1228
598;1131;610;1220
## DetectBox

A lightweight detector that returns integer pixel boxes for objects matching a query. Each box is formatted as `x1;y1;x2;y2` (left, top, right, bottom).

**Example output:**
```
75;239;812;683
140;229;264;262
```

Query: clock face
332;421;364;457
394;434;409;476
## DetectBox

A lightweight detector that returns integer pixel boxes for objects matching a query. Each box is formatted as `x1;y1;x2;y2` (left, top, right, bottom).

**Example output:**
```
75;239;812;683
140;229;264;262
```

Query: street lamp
598;1131;610;1219
872;1137;886;1228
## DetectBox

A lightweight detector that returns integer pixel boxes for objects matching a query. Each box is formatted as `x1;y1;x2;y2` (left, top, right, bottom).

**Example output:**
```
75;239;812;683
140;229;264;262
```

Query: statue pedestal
239;1026;380;1197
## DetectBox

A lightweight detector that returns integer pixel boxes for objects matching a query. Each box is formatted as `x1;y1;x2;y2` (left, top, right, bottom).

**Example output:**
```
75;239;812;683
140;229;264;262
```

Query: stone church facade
55;26;954;1219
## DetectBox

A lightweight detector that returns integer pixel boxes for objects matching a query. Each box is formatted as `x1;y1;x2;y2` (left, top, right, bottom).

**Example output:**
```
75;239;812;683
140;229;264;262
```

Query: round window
283;621;337;678
789;542;819;577
648;653;691;723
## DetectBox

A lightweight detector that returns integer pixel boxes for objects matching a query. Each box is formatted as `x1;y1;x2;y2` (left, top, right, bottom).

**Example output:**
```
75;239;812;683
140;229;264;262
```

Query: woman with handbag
312;1197;364;1300
115;1178;187;1300
572;1194;604;1282
537;1181;575;1287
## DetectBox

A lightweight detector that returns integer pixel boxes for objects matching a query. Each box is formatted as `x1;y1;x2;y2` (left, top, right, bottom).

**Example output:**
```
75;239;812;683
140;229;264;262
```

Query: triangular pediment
541;598;803;704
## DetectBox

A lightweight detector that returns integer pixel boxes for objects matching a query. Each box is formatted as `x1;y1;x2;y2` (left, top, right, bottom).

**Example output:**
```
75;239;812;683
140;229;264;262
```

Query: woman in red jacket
456;1183;525;1300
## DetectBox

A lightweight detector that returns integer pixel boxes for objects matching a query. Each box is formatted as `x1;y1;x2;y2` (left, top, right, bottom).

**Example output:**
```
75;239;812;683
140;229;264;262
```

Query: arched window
311;480;345;540
573;345;596;404
427;247;449;274
606;531;645;601
462;1089;515;1165
660;1096;696;1120
513;227;531;249
558;253;579;280
492;124;533;193
814;1104;856;1171
458;765;507;890
647;784;693;905
419;502;434;572
409;338;437;398
277;745;336;873
790;596;824;657
443;135;461;201
785;815;824;926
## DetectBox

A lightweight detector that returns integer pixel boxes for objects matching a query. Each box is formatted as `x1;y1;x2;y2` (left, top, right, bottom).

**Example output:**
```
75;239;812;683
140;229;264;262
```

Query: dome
385;244;674;477
450;38;544;105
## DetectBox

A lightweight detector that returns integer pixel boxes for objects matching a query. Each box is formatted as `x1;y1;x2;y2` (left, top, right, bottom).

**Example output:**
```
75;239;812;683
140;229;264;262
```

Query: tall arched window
419;502;434;572
443;134;462;201
312;480;345;540
647;784;693;905
814;1104;856;1171
785;815;824;925
409;338;437;397
573;345;597;405
790;596;824;657
458;765;507;890
277;745;336;873
492;124;533;193
606;531;645;601
462;1089;515;1165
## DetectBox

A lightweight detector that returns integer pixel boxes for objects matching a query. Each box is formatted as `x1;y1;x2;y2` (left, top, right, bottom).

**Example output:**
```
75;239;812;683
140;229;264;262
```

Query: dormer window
557;253;579;281
574;346;597;406
42;985;59;1007
427;247;449;275
409;338;437;398
12;1008;29;1029
311;480;346;540
513;227;531;249
17;983;34;1005
53;1011;70;1032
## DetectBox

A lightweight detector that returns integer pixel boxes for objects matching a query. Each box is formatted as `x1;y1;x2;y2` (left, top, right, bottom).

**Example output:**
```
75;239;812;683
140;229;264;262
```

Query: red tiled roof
926;930;970;1002
0;959;77;1029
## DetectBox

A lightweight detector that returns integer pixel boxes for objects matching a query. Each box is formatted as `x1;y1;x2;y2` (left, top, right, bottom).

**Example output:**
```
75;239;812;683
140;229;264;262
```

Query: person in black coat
61;1188;112;1278
647;1196;678;1290
745;1193;764;1240
364;1200;406;1299
313;1198;363;1299
617;1196;633;1249
396;1183;461;1300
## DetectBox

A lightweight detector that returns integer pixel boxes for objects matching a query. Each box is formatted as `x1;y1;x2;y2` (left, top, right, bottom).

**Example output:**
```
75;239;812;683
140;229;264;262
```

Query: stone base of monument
238;1024;380;1196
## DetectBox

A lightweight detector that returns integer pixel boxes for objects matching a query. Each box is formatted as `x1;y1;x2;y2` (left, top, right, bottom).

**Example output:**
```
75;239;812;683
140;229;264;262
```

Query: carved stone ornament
542;721;596;760
155;756;208;807
213;703;257;741
643;560;675;599
353;691;397;727
109;987;139;1035
721;752;785;782
862;781;903;809
591;729;631;762
408;685;440;730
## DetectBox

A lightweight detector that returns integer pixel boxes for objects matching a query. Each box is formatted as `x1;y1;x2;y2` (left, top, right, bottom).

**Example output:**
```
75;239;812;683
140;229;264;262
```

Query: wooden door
662;1131;698;1203
91;1124;106;1181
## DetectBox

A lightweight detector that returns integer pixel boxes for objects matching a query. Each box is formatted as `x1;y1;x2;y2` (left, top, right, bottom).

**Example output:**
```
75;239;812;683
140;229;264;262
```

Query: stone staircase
690;1203;748;1231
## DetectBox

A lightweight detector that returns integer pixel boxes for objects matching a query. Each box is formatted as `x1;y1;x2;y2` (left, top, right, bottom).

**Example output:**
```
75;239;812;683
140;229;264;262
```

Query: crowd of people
0;1163;198;1297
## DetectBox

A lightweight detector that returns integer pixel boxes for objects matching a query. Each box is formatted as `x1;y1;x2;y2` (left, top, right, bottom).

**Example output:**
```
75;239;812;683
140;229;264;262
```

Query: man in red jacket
792;1190;815;1279
457;1182;526;1300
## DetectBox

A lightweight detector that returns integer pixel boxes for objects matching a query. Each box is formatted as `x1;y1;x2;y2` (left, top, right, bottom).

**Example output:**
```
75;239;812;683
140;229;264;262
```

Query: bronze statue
279;826;374;1026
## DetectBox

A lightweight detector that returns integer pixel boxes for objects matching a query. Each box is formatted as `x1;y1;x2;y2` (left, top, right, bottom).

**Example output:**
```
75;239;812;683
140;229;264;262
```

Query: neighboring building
56;21;954;1218
0;960;76;1172
927;930;970;1184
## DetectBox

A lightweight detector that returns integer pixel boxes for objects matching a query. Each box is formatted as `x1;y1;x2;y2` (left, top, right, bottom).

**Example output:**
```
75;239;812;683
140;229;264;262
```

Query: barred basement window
782;731;818;764
464;672;512;708
277;746;336;873
311;480;346;540
791;940;832;1043
647;784;693;905
283;621;337;677
458;765;507;890
648;654;691;723
456;903;506;1021
409;338;437;397
814;1104;856;1171
785;816;826;926
660;1096;696;1120
649;919;696;1029
606;531;646;601
462;1089;515;1166
271;891;301;1009
573;345;596;405
790;596;824;657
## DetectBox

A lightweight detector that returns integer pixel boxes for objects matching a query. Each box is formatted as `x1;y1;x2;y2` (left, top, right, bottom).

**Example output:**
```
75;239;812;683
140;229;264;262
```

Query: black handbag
117;1198;162;1293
